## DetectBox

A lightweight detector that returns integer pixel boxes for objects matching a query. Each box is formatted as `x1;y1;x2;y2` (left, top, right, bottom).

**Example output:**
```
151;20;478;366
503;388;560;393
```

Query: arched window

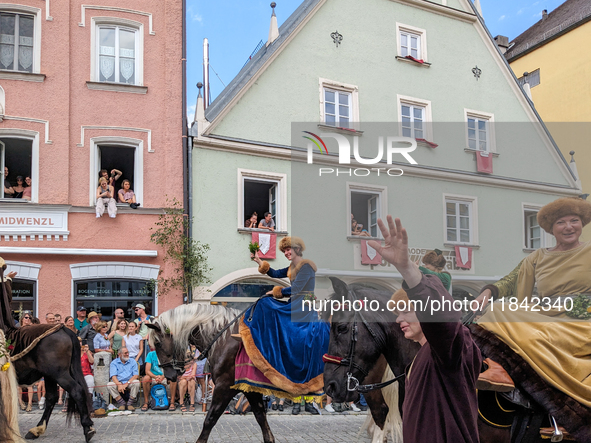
211;278;284;309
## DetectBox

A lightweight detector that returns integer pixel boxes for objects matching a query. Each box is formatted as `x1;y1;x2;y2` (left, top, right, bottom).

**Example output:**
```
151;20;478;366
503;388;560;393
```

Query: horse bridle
158;355;192;372
323;291;402;393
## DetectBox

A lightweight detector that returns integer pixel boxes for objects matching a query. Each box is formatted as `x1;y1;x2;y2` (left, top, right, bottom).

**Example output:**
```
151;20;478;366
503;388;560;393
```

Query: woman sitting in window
96;177;117;218
118;179;140;209
22;176;32;201
12;176;25;199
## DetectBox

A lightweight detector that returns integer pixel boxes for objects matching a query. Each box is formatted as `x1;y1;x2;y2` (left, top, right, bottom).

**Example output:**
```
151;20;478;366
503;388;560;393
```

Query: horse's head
146;322;184;382
323;277;390;402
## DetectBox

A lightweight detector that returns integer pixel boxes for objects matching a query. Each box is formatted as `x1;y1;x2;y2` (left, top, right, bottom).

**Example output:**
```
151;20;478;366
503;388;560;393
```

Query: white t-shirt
124;333;142;359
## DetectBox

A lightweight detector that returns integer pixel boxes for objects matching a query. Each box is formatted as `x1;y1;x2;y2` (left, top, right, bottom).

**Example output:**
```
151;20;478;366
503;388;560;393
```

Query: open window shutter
368;195;378;238
269;183;277;227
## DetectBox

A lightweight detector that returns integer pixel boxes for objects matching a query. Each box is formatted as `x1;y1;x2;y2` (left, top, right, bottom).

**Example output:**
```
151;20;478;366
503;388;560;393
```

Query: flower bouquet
249;242;260;259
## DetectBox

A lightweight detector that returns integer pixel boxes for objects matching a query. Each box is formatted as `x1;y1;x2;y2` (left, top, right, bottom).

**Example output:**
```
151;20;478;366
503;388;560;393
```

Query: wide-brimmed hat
537;197;591;233
278;236;305;253
87;311;99;320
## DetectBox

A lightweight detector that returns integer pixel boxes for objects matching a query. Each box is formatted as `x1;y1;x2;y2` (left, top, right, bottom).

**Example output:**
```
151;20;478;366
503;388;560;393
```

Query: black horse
146;302;393;443
8;325;95;441
323;277;565;443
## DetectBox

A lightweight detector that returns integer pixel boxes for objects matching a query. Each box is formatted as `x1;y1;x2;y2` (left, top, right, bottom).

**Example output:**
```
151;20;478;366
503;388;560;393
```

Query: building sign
354;244;473;273
0;208;69;240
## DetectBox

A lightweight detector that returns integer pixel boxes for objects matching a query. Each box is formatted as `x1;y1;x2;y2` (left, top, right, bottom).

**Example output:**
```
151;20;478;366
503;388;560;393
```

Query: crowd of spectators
95;169;140;218
3;167;32;200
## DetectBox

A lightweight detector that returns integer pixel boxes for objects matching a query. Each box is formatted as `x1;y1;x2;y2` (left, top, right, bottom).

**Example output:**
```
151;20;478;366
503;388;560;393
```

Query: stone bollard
93;351;112;403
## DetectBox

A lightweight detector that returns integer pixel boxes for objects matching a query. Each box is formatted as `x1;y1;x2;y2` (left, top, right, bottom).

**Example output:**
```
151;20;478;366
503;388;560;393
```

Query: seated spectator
18;384;35;412
3;166;14;197
108;347;140;411
245;212;258;228
93;321;112;353
258;212;275;231
99;168;122;190
12;176;24;198
178;354;196;412
141;347;174;412
96;177;117;218
22;176;32;200
351;219;370;237
271;397;284;411
117;179;140;209
80;339;95;395
195;349;208;404
79;311;100;352
64;316;77;333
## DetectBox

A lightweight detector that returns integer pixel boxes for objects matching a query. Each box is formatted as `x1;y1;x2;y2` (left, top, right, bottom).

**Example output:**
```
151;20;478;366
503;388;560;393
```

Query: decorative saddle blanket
469;324;591;443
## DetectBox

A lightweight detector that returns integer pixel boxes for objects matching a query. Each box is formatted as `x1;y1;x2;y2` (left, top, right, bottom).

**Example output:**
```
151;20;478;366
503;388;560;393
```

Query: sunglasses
23;316;31;319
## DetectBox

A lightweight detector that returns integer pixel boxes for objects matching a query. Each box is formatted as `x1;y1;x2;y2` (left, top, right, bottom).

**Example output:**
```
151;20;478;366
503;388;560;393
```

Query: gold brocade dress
477;241;591;407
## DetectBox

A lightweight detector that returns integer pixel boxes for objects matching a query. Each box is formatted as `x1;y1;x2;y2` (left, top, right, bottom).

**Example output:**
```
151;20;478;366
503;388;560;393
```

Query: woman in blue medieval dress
237;237;329;413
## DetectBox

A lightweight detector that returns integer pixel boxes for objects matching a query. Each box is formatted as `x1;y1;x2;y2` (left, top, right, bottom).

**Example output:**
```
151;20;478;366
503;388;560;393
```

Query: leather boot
477;358;515;392
291;403;301;415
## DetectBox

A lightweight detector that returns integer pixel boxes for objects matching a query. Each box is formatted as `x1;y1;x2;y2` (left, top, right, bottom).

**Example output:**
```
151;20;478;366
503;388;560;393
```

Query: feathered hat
278;236;305;253
537;197;591;233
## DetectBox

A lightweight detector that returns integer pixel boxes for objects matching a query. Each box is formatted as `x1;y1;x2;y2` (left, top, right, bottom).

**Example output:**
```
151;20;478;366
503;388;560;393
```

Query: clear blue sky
186;0;565;120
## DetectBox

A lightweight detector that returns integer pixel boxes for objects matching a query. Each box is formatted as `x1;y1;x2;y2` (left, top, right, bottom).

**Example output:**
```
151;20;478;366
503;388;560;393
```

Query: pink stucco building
0;0;185;323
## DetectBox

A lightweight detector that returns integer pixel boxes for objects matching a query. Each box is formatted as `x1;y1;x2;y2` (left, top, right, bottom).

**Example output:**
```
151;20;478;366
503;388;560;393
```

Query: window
523;205;550;249
0;12;34;72
211;278;278;307
1;138;33;200
10;279;36;322
97;25;138;84
397;95;433;141
444;196;478;245
238;169;287;232
396;23;427;62
324;88;351;128
465;110;495;152
90;137;143;206
348;183;387;238
75;279;154;322
319;78;359;129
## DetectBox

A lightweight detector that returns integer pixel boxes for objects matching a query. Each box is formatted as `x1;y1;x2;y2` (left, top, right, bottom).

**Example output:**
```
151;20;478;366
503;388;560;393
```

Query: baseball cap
87;311;98;319
134;303;146;310
77;306;87;312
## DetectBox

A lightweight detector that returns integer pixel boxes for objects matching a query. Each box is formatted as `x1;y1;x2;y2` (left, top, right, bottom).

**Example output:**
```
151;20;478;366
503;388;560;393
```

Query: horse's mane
149;303;240;356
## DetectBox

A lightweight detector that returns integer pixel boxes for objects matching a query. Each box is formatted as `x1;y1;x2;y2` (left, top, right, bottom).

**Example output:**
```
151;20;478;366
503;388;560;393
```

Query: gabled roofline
461;0;578;186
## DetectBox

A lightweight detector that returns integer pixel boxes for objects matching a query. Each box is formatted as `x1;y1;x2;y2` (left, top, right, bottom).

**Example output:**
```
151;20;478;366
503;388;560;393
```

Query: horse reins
323;291;405;393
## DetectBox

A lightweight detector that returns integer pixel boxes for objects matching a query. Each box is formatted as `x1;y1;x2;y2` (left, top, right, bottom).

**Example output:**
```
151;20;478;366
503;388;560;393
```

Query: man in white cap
133;304;153;339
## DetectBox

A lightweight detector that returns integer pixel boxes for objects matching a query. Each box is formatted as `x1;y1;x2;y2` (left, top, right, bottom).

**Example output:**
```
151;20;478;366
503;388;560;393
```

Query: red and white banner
476;151;493;174
252;232;276;259
454;246;472;270
361;240;382;265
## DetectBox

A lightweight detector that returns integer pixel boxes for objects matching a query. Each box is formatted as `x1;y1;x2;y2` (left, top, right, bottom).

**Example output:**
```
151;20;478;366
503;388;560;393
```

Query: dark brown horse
146;302;392;443
8;325;95;441
323;278;560;443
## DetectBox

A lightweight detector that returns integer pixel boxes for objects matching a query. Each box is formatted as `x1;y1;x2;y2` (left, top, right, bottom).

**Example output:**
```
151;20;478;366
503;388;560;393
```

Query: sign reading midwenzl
0;209;69;239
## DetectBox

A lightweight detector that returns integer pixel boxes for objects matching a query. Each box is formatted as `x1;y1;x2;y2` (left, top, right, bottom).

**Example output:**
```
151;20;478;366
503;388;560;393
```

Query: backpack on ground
149;384;169;410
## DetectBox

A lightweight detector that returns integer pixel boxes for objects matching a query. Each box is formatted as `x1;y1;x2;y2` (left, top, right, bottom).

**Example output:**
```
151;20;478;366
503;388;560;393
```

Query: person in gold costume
476;197;591;408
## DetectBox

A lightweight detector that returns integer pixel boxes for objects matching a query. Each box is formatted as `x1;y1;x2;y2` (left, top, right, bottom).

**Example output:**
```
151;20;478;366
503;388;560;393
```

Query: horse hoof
25;432;39;440
85;427;96;442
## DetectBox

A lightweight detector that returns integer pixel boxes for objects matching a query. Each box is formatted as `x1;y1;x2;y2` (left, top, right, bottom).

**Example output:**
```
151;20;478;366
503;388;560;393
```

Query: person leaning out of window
118;179;140;209
96;177;117;218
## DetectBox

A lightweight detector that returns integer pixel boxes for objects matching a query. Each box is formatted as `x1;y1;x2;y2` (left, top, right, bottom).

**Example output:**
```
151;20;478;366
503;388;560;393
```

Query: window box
395;56;431;67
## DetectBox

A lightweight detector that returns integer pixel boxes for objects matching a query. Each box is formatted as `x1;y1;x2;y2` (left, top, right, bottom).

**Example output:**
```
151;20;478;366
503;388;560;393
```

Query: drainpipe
182;0;192;304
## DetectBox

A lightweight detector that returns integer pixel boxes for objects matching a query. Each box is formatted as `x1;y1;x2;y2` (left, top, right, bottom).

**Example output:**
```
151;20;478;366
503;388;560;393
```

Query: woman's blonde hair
94;320;108;333
98;177;107;185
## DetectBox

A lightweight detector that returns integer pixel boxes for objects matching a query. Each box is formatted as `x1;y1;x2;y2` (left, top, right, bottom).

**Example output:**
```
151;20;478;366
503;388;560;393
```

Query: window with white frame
524;210;542;249
238;169;286;232
1;138;33;200
0;12;35;73
445;199;472;243
467;116;489;151
96;24;139;84
323;88;351;128
401;103;424;138
396;24;427;62
348;184;387;238
90;137;143;206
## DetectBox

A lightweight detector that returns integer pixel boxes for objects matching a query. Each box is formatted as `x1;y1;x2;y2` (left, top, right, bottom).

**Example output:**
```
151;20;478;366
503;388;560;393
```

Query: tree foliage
150;198;211;296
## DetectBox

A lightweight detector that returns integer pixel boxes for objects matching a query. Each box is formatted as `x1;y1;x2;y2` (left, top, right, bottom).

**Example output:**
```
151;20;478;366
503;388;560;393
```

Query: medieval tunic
403;274;481;443
478;241;591;408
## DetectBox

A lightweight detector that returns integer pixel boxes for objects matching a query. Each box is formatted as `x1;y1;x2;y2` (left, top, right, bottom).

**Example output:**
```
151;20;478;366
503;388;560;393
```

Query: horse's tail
361;365;404;443
0;332;22;442
64;328;90;425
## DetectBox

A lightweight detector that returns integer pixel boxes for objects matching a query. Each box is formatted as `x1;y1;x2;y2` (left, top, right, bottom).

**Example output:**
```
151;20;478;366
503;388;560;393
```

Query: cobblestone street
18;410;375;443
